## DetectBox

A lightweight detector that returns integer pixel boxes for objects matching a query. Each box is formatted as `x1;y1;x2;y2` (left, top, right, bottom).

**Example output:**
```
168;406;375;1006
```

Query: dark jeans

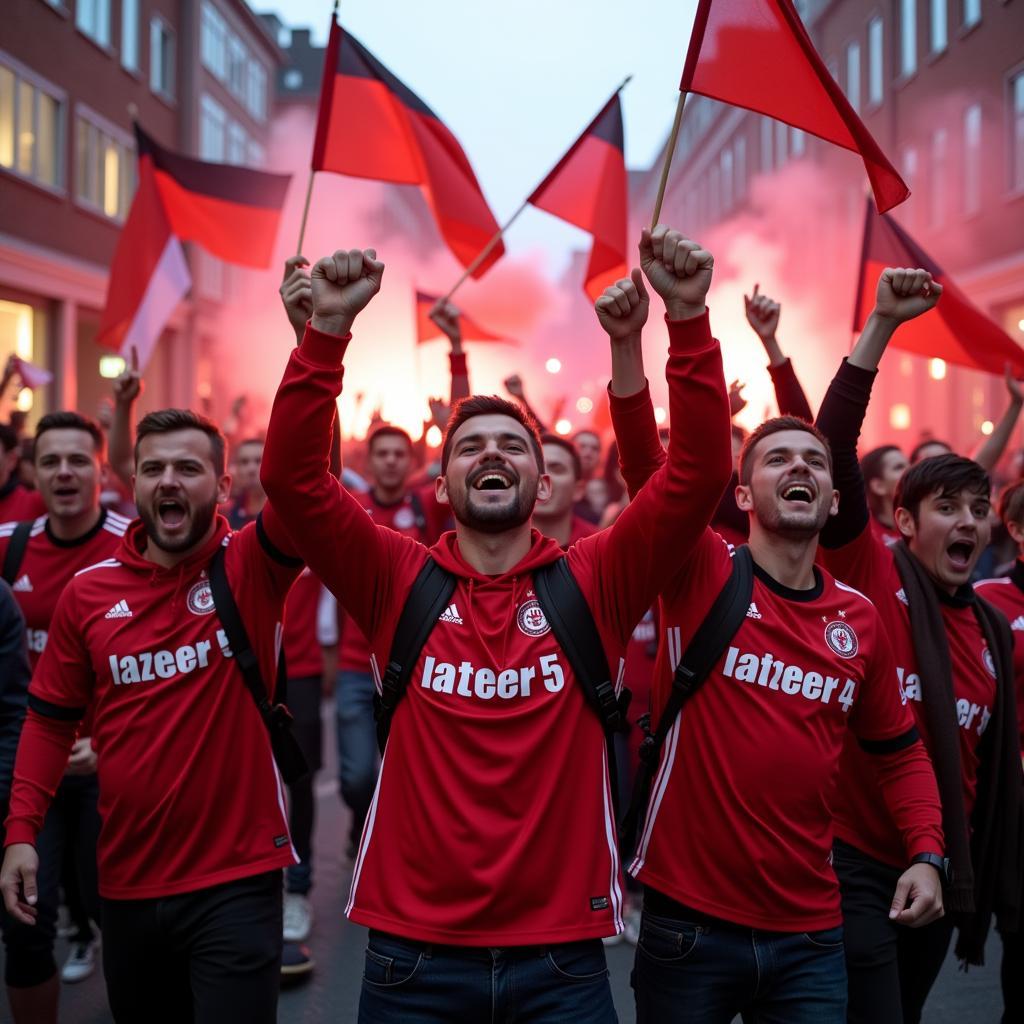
358;930;617;1023
335;670;379;843
101;870;282;1024
834;839;954;1024
1001;926;1023;1024
632;892;847;1024
284;675;322;896
55;772;102;940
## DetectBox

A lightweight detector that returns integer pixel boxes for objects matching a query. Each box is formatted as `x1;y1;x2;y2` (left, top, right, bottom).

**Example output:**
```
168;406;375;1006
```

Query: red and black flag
98;125;290;363
312;18;503;277
414;291;513;346
854;199;1024;375
527;91;628;302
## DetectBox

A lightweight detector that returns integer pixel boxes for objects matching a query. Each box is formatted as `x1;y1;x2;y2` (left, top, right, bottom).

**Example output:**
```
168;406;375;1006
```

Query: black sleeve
0;581;30;803
815;358;877;550
768;358;814;422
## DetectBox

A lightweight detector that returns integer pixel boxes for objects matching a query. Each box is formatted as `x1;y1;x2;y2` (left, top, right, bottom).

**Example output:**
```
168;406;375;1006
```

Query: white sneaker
61;939;98;983
283;893;312;943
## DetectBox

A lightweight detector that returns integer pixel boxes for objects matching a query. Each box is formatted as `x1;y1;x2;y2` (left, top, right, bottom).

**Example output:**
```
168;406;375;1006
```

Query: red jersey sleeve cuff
3;821;36;848
907;836;945;861
665;309;714;352
299;322;353;368
607;380;652;412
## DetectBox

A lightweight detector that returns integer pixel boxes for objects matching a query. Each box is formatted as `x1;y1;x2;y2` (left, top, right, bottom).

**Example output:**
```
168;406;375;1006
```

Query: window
122;0;139;72
734;135;746;198
930;128;947;227
201;3;228;80
76;0;111;48
228;37;246;98
760;118;773;172
901;145;918;224
1012;72;1024;193
791;127;806;156
199;94;226;161
246;61;267;122
900;0;917;77
868;16;884;105
963;104;981;214
227;121;247;165
962;0;981;29
247;139;265;169
709;166;720;220
930;0;948;53
775;120;789;165
75;109;134;220
0;60;64;190
283;69;303;91
150;18;175;99
720;148;733;211
845;42;861;112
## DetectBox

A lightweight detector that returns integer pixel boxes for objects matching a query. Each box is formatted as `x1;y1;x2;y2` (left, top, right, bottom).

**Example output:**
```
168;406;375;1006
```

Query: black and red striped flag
854;199;1024;375
414;291;514;346
527;92;628;301
312;18;502;277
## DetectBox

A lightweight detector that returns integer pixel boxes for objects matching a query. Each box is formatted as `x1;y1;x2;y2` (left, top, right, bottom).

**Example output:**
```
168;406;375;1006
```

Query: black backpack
1;521;33;586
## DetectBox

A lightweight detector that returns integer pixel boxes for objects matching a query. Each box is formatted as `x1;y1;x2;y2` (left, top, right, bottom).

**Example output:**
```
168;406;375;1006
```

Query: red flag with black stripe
526;91;628;302
414;291;514;346
853;199;1024;375
312;18;503;278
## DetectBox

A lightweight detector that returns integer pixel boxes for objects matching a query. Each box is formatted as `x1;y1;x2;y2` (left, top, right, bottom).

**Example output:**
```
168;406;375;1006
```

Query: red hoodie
4;510;302;899
262;313;731;945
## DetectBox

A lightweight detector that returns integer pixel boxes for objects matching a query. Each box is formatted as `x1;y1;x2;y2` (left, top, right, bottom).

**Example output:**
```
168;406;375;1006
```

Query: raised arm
279;255;314;345
108;347;142;491
429;300;471;407
503;374;548;433
744;285;813;420
971;367;1023;472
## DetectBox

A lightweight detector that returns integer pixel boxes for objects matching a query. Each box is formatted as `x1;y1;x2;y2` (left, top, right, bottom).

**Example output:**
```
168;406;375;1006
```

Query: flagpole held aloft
650;91;689;228
296;171;316;254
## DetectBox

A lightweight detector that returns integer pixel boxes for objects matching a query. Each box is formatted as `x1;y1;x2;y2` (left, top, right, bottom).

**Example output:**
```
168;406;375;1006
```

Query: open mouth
472;471;514;492
781;483;814;504
53;487;78;499
946;540;975;570
157;498;187;527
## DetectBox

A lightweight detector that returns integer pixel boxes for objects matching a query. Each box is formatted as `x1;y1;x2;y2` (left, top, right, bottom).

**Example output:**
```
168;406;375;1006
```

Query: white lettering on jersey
109;640;213;686
12;574;32;592
26;628;47;654
419;652;567;701
104;600;133;619
896;666;991;736
721;646;855;712
1011;616;1024;631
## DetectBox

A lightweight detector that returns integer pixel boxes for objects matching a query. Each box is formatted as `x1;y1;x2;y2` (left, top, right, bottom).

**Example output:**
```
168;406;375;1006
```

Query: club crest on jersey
517;599;550;637
824;620;858;659
187;577;215;616
393;506;416;530
982;645;997;678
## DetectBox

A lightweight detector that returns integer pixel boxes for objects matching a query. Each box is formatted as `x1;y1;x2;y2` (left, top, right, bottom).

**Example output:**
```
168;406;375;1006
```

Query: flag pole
296;172;316;254
442;74;634;306
650;91;689;228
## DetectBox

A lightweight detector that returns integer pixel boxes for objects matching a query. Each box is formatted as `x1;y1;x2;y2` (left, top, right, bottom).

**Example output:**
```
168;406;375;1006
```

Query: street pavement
3;701;1005;1022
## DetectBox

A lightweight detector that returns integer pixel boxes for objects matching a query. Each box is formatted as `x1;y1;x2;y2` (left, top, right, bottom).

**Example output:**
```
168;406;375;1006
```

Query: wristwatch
911;852;952;885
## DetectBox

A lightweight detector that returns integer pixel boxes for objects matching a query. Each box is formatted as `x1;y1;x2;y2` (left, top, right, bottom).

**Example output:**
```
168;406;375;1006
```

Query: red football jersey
0;483;45;524
262;312;732;945
974;562;1024;750
823;524;995;867
283;567;325;679
4;511;302;899
611;388;942;931
870;515;901;548
337;491;430;673
0;510;131;669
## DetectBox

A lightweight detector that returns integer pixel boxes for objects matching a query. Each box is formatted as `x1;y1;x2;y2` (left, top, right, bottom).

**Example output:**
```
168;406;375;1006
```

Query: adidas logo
12;574;32;592
896;588;909;605
438;603;463;625
1012;616;1024;632
746;602;762;620
104;600;133;620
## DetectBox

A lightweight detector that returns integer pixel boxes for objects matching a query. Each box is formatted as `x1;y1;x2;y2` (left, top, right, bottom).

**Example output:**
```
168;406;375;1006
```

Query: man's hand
889;862;944;927
595;269;650;342
280;255;313;343
744;284;781;342
874;268;943;325
0;843;39;925
504;374;525;399
729;380;748;417
310;248;386;337
66;737;97;776
429;299;463;351
639;226;713;320
428;396;452;430
112;345;143;407
1005;363;1023;406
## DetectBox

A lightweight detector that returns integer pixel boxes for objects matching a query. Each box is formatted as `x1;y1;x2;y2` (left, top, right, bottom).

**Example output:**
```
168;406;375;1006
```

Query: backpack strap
209;544;308;784
619;544;754;853
2;521;34;586
407;490;427;535
376;557;457;753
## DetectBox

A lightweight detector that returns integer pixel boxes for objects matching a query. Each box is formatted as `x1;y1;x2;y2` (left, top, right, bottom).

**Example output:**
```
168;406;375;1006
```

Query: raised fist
874;268;942;324
310;248;386;337
595;268;650;342
429;299;462;349
639;226;713;320
280;255;313;343
112;346;143;406
504;374;525;399
744;284;780;342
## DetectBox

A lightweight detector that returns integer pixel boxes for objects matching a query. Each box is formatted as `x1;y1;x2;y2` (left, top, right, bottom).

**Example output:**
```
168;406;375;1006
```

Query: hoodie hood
428;528;565;583
117;514;231;581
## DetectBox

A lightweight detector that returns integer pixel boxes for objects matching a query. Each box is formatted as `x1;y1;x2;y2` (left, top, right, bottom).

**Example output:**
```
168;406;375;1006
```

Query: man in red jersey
0;412;129;1022
261;225;731;1022
595;268;944;1024
861;445;909;547
0;426;44;525
533;434;597;550
974;479;1024;1024
0;409;303;1024
816;269;1023;1024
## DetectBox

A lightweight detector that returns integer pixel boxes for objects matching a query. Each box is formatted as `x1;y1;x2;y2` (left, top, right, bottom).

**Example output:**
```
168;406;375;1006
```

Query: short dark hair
894;453;990;521
910;438;952;464
235;437;265;451
440;395;543;473
135;409;226;476
541;433;582;480
35;411;106;460
572;429;600;446
861;445;903;484
998;478;1024;527
368;424;413;452
738;415;832;485
0;423;18;454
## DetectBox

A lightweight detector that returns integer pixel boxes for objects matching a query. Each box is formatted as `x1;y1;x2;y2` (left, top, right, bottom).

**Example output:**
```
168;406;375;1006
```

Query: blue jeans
334;671;379;842
358;931;617;1023
632;908;847;1024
